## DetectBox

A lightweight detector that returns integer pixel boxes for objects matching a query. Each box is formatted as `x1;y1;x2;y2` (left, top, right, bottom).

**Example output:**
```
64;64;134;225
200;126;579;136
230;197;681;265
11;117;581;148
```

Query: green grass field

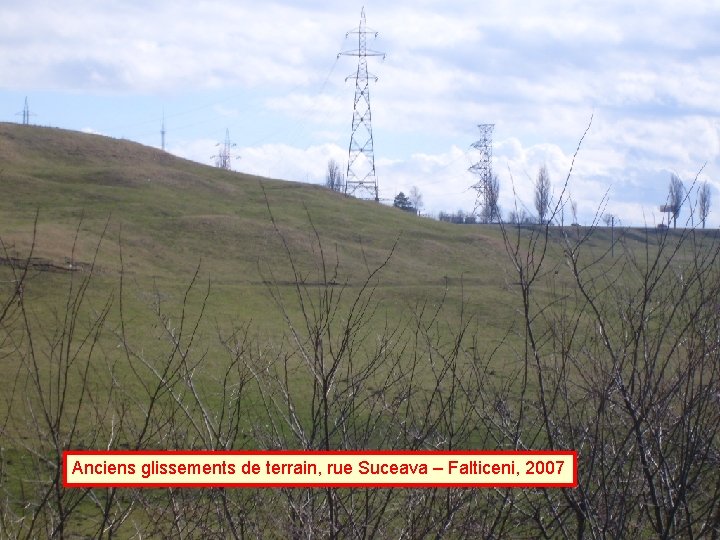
1;123;718;537
0;121;714;435
0;122;523;325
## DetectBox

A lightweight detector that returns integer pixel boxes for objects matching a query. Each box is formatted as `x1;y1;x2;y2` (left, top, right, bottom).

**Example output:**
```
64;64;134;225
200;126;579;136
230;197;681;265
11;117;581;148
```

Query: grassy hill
2;122;711;379
2;123;718;538
0;122;521;337
0;122;526;440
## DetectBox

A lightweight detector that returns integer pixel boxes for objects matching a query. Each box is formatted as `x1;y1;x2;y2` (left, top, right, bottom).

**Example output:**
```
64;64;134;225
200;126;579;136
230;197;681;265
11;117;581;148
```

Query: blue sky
1;0;719;226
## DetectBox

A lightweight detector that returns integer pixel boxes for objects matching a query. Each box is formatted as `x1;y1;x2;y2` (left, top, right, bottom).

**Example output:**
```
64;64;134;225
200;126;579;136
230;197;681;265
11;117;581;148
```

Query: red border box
63;449;578;489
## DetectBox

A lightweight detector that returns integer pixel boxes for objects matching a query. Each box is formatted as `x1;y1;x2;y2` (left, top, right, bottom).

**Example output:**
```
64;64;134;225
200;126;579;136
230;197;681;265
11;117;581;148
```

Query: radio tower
161;112;166;151
338;8;385;201
469;124;495;219
212;128;238;170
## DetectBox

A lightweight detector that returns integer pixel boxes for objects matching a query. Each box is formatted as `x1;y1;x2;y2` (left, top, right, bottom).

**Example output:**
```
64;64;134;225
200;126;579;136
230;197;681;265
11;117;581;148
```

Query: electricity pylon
17;97;34;125
213;129;238;170
469;124;495;220
338;8;385;201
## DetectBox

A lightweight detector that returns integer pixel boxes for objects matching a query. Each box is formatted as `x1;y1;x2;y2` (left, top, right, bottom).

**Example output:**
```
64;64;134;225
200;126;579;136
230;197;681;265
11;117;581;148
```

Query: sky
1;0;719;227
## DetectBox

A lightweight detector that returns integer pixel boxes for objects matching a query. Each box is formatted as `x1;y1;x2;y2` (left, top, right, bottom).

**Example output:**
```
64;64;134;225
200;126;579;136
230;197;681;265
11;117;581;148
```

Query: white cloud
1;0;719;226
264;93;345;124
171;139;346;184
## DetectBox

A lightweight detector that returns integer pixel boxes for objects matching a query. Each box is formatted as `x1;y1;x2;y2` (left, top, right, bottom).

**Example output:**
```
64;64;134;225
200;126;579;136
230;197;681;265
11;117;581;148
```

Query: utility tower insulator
469;124;495;217
338;7;385;202
212;128;239;170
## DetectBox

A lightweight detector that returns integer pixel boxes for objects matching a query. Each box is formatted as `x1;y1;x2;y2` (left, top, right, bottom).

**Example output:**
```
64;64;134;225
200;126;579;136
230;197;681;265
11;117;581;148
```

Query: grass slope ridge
0;122;505;284
0;122;516;340
2;126;719;539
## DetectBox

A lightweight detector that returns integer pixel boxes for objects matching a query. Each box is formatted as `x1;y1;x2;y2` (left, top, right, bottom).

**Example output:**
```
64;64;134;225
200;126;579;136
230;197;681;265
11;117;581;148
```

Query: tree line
325;158;714;228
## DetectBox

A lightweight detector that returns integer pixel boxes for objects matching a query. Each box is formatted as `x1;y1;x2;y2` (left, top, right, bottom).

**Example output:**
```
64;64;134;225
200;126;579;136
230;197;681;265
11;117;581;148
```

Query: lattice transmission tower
212;128;239;170
469;124;495;220
17;97;33;125
338;8;385;201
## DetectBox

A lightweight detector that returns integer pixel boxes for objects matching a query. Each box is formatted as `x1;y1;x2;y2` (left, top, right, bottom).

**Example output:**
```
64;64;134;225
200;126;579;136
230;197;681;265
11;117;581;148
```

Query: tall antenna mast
161;112;166;151
469;124;495;220
338;7;385;201
212;128;238;170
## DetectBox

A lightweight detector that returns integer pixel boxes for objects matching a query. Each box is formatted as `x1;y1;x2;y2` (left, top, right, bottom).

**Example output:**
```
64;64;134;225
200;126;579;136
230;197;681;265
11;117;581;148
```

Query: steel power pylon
469;124;495;217
17;97;33;125
338;8;385;201
213;128;238;170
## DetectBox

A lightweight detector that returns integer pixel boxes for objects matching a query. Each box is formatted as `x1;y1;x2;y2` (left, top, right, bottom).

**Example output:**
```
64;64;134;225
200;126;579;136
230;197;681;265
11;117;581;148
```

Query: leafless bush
2;155;719;537
498;119;720;537
0;217;114;538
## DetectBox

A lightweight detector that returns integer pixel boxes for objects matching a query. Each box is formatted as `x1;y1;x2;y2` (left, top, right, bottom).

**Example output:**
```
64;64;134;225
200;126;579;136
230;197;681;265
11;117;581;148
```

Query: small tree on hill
698;181;711;229
667;173;684;228
325;159;344;192
535;165;551;225
408;186;423;215
393;192;415;213
508;208;533;225
570;198;579;225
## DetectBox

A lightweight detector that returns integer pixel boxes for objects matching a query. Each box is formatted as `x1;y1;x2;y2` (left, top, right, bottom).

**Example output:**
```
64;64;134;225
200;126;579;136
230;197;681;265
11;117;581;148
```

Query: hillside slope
0;123;516;333
3;125;719;539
